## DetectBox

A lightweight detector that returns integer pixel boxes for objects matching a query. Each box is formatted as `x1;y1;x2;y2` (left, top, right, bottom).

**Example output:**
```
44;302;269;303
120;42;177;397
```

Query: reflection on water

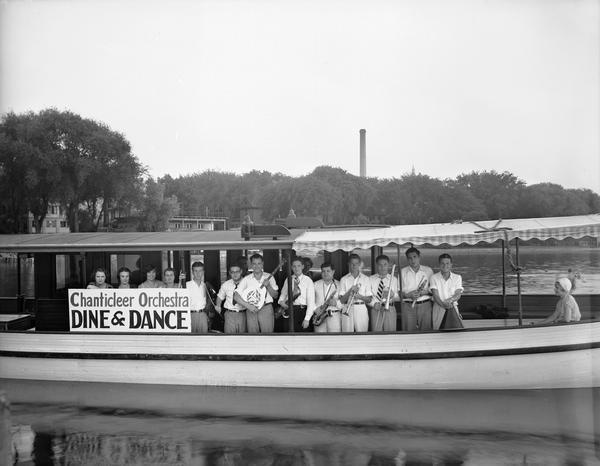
2;380;599;465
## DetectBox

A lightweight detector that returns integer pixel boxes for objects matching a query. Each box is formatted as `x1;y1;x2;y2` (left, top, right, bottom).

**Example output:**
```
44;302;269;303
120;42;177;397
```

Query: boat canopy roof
0;230;305;253
292;214;600;255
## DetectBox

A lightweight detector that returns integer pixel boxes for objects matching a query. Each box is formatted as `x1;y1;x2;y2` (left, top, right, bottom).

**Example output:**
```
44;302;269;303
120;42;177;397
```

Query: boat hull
1;322;598;389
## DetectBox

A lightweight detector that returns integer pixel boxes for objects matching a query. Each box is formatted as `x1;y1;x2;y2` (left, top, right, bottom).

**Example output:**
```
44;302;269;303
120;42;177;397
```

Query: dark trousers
279;305;312;332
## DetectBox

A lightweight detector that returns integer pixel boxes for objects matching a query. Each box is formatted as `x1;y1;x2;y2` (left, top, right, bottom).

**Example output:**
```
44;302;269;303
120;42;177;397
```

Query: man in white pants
368;254;400;332
430;253;463;330
313;262;342;333
339;254;372;332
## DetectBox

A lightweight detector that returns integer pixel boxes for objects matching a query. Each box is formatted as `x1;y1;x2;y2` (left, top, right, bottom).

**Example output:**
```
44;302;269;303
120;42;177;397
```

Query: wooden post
286;249;294;332
16;253;21;296
203;250;221;290
516;238;523;326
501;239;506;310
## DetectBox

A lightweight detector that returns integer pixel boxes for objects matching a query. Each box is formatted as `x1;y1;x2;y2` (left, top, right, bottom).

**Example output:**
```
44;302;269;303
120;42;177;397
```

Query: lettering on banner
68;289;192;333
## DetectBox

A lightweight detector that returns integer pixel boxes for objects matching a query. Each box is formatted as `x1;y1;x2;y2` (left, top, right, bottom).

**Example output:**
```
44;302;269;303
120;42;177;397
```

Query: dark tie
377;278;385;301
292;277;301;301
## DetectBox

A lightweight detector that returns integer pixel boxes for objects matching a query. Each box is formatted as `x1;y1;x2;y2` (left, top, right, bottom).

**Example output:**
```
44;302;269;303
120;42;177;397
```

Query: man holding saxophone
339;253;372;332
312;262;342;333
368;255;400;332
400;247;434;331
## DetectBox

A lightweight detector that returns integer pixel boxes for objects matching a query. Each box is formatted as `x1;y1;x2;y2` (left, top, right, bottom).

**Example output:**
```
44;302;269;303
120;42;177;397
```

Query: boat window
109;254;143;286
55;254;84;294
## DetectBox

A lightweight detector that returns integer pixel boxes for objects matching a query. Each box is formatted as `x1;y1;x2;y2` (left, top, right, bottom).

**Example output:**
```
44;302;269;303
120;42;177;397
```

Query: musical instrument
382;264;396;310
240;260;287;312
342;275;360;316
411;275;427;308
312;282;336;326
259;260;286;288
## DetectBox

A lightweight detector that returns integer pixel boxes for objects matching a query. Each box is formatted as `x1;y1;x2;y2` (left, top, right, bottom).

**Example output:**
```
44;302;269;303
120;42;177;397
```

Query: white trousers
314;312;342;333
341;304;369;332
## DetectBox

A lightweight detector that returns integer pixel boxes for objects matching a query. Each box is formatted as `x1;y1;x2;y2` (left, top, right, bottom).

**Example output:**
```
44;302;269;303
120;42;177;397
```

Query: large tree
455;170;526;219
0;109;144;232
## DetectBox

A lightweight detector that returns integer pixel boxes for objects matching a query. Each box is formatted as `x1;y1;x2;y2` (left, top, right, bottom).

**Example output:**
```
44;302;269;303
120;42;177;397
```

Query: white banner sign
68;289;192;333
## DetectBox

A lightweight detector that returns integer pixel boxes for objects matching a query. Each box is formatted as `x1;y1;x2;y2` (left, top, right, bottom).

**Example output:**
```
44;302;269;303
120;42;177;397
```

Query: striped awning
292;214;600;255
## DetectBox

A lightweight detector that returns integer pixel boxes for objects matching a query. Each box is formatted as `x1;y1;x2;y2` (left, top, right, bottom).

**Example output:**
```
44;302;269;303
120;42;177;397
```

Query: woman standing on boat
87;268;112;289
138;265;166;288
429;254;463;330
117;267;135;289
538;278;581;324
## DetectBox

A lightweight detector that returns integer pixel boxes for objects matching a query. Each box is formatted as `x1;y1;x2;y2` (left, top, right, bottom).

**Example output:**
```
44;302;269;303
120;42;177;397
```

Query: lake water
2;247;600;296
2;380;599;465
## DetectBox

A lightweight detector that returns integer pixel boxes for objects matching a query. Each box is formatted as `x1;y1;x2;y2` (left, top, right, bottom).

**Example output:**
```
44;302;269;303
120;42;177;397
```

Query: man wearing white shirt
400;247;434;331
339;253;372;332
279;257;316;332
215;264;246;333
234;254;279;333
185;261;209;333
368;255;400;332
429;253;464;330
313;262;342;333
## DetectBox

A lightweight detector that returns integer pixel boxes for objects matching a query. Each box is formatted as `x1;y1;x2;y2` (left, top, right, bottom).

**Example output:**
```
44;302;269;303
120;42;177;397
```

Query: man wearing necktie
215;264;246;333
368;255;400;332
278;257;316;332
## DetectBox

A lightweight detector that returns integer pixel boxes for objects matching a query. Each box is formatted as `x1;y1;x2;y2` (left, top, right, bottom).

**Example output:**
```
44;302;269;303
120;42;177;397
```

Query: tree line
2;109;598;233
161;166;600;226
0;109;178;233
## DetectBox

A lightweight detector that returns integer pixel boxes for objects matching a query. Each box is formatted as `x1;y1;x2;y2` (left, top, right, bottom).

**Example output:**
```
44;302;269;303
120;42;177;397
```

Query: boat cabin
1;214;599;332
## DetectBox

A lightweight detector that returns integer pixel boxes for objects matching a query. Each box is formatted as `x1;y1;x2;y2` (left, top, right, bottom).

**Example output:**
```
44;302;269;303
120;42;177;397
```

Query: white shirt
314;279;342;313
279;274;316;320
429;272;463;305
217;278;244;311
186;280;207;310
368;274;399;305
236;272;278;305
401;265;433;302
339;273;372;304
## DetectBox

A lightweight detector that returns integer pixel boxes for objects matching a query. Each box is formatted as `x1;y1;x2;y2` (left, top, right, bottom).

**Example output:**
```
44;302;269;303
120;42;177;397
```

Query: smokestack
359;129;366;177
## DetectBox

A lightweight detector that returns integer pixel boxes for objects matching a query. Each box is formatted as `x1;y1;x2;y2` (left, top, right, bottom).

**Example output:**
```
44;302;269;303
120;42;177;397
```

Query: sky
1;0;599;190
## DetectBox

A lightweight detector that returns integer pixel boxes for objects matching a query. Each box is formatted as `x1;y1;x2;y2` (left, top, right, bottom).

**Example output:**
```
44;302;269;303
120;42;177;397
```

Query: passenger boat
0;214;599;389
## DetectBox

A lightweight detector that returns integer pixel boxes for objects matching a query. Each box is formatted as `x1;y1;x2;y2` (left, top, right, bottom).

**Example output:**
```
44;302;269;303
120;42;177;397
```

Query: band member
185;261;210;333
339;253;372;332
138;264;166;288
278;257;316;332
368;255;399;332
234;254;278;333
215;264;247;333
163;267;186;288
312;262;342;333
400;247;434;331
430;253;463;330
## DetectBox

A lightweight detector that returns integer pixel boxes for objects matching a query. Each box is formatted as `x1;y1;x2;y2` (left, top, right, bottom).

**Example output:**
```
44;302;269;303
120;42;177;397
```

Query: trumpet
342;276;360;316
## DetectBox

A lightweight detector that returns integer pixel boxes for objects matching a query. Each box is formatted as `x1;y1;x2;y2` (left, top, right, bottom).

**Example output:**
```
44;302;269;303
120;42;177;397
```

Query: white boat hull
1;322;599;389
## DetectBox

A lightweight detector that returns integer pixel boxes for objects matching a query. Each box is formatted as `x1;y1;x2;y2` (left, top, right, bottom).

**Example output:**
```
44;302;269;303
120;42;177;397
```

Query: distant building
26;203;70;233
168;216;227;231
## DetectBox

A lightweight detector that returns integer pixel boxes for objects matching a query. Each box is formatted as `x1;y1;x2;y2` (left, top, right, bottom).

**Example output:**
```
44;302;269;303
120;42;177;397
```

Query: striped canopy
292;214;600;255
